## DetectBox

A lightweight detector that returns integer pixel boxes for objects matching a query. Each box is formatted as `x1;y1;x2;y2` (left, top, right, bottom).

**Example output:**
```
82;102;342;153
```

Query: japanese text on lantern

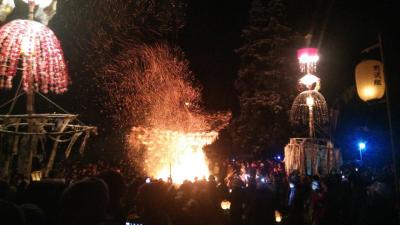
373;65;382;86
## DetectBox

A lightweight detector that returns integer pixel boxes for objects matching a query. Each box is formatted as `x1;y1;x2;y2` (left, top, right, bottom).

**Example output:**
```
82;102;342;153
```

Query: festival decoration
31;170;42;181
0;5;95;181
355;60;385;102
275;210;282;223
299;73;319;88
0;19;68;93
290;90;328;137
220;200;231;210
297;47;319;74
286;47;342;176
284;138;342;176
291;47;327;137
0;0;14;21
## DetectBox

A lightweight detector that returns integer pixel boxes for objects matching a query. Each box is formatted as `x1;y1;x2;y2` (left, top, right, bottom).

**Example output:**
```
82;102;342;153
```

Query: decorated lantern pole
0;17;68;179
0;0;96;181
296;48;321;138
288;45;338;177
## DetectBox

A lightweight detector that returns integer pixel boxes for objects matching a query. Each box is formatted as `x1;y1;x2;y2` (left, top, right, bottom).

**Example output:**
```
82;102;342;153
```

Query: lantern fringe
284;138;342;176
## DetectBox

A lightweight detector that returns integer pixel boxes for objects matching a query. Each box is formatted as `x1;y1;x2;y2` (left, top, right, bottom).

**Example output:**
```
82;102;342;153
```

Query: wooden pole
309;105;314;138
378;33;399;207
28;1;35;21
22;0;36;181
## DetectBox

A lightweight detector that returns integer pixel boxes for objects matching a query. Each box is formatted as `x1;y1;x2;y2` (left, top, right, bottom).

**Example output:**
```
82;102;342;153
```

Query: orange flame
129;128;218;184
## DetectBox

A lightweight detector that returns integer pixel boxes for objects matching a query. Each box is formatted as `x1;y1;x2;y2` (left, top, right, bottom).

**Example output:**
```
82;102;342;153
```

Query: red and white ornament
0;19;68;94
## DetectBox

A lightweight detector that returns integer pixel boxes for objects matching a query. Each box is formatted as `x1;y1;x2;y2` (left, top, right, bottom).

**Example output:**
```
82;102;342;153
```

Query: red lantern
0;19;68;94
297;48;319;74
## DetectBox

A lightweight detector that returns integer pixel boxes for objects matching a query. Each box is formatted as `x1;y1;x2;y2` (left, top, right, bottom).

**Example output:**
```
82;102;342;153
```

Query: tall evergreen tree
231;0;301;156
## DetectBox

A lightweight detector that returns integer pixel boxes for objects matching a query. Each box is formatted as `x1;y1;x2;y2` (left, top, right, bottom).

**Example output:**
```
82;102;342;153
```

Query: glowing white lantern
275;210;282;223
31;171;42;181
355;60;385;102
300;74;319;87
220;200;231;210
306;96;315;107
297;48;319;74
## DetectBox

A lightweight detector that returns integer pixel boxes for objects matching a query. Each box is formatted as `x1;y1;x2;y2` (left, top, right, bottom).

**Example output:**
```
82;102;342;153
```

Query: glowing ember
130;128;217;183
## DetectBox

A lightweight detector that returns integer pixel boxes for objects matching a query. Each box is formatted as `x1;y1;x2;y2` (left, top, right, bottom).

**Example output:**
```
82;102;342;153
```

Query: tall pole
309;105;314;138
26;59;34;115
27;0;35;115
28;1;35;21
378;33;399;204
22;0;36;181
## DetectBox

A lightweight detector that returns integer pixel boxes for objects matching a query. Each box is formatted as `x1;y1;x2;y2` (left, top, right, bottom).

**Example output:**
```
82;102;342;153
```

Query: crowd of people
0;158;398;225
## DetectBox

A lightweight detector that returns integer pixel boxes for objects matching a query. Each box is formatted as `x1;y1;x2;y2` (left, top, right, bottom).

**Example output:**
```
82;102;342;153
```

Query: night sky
180;0;400;164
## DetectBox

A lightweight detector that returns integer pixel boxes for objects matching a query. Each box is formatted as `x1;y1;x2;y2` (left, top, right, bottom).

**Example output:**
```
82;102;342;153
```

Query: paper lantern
299;74;319;87
355;60;385;102
297;48;319;74
306;96;315;107
31;170;42;181
275;210;282;223
220;200;231;210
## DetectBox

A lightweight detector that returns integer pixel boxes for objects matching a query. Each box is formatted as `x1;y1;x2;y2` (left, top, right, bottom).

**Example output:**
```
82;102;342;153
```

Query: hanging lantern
306;95;315;107
275;210;282;223
299;74;320;88
0;19;68;94
355;60;385;102
290;90;328;126
220;200;231;210
297;48;319;74
31;170;42;181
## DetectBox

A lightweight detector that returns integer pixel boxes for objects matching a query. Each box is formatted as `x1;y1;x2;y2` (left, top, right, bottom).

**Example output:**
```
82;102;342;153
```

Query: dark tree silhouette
230;0;301;156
